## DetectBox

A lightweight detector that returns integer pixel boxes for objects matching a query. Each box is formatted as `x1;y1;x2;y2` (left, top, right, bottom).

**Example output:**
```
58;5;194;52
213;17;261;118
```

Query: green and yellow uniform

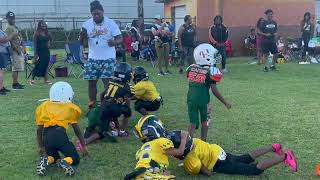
183;138;222;175
134;138;175;180
186;64;216;128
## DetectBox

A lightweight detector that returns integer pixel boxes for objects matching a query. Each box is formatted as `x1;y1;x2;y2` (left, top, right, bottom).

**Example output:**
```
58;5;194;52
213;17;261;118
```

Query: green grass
1;52;320;180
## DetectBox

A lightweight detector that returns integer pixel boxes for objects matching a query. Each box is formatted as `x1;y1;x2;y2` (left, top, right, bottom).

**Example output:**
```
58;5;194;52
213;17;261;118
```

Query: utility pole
137;0;144;34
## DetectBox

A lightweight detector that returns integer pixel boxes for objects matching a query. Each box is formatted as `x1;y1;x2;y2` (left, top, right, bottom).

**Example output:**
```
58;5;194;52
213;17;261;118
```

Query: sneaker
57;159;75;176
37;156;49;176
222;69;228;73
263;67;269;72
270;65;277;71
164;71;172;75
111;130;119;137
118;130;129;137
284;150;297;172
29;80;35;86
158;72;165;76
0;88;6;96
179;69;183;74
102;131;118;143
12;83;24;90
272;143;283;155
2;87;10;92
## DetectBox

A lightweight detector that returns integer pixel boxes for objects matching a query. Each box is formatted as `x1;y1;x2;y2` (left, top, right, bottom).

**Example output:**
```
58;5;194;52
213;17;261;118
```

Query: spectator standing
29;20;52;85
178;15;196;74
256;18;265;64
209;15;229;73
258;9;278;72
80;0;123;103
5;11;25;90
300;12;313;60
0;27;17;95
152;15;172;76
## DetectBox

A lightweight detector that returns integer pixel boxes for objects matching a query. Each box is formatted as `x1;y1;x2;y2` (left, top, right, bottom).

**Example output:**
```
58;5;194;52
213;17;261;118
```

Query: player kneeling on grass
168;130;297;177
36;82;88;176
187;43;231;141
132;66;162;116
124;115;189;180
82;63;134;145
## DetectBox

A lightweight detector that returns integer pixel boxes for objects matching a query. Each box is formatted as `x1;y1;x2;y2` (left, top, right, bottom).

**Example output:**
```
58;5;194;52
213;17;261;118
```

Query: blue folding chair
64;41;85;78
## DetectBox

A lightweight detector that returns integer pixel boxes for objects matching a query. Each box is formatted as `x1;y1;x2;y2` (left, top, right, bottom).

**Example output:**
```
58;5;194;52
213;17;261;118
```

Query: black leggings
134;100;161;112
213;153;263;176
44;126;80;165
302;35;311;58
99;102;131;138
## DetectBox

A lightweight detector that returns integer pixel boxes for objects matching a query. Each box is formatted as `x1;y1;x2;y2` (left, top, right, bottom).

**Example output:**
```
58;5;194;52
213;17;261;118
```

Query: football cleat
57;159;75;176
36;156;49;176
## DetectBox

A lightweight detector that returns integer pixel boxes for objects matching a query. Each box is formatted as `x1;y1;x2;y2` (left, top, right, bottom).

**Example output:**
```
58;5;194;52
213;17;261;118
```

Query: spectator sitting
277;36;285;55
316;21;320;37
244;28;257;57
246;28;257;49
123;31;133;53
116;41;127;62
225;39;233;57
140;36;150;59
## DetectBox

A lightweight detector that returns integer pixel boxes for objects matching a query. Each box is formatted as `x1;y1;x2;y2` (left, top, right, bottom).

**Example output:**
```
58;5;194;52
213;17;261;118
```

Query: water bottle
268;53;273;65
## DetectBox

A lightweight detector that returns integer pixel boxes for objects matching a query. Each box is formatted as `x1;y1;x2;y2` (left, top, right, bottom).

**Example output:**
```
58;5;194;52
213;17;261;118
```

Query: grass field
0;52;320;180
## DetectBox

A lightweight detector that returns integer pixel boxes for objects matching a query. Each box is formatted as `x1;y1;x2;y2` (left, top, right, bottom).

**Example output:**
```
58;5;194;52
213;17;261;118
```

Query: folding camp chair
64;41;85;78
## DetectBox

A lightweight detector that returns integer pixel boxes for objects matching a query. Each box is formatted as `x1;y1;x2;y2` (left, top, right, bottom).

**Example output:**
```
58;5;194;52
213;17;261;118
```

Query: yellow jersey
183;138;222;175
133;80;160;101
135;138;174;171
35;101;81;129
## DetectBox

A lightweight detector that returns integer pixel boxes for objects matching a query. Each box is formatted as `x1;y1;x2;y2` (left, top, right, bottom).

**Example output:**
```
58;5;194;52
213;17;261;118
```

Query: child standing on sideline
36;82;88;176
186;43;231;141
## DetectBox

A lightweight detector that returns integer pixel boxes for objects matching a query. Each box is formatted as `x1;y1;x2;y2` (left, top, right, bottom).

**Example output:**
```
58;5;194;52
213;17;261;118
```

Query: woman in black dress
29;20;52;85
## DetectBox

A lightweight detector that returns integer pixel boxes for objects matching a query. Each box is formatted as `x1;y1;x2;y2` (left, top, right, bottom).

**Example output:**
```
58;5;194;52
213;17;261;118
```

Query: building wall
222;0;316;55
164;0;316;55
164;0;197;21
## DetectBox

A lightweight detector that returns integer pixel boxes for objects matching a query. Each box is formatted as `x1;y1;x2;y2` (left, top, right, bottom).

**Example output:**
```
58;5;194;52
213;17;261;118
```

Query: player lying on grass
186;43;231;141
36;82;88;176
124;115;189;180
168;130;297;177
80;63;134;146
132;66;162;116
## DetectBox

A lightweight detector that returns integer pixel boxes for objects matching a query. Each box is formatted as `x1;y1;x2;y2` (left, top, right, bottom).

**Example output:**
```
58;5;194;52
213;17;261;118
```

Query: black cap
265;9;273;15
6;11;15;19
90;1;104;12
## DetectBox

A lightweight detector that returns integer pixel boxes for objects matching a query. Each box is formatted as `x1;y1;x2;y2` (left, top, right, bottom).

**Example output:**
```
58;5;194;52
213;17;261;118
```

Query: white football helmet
49;81;74;102
193;43;219;66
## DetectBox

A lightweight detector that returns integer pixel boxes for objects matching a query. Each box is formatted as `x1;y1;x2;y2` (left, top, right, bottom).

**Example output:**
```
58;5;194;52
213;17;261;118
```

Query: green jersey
186;64;216;104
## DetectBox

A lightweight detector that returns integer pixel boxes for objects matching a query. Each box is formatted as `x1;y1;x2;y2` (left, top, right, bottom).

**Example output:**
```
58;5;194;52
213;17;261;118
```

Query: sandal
118;130;129;137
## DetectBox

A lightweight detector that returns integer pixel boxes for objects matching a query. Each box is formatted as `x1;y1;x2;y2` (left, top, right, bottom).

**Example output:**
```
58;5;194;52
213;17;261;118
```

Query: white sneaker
222;69;228;73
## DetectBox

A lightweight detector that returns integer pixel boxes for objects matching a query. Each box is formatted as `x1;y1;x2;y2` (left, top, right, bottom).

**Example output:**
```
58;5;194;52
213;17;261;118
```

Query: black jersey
102;80;134;104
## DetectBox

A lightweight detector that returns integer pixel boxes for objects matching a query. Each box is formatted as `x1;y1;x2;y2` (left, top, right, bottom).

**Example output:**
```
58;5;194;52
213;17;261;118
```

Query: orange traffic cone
316;164;320;176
